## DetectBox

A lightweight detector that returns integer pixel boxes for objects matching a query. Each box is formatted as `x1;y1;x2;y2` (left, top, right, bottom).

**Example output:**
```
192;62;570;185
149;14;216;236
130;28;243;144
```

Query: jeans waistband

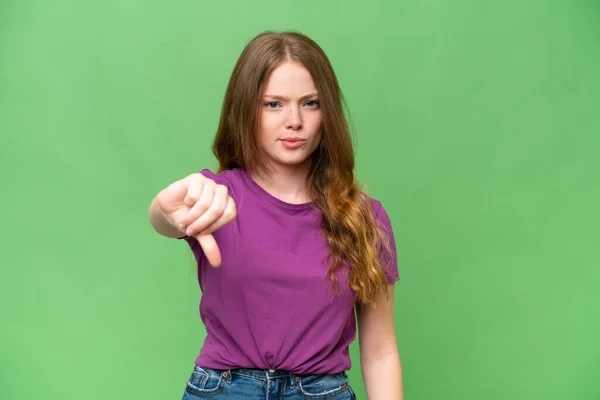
229;368;298;380
223;367;346;382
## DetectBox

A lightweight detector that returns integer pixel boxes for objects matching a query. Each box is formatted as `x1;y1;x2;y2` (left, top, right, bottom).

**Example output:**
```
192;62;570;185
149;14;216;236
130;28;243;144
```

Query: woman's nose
285;107;303;130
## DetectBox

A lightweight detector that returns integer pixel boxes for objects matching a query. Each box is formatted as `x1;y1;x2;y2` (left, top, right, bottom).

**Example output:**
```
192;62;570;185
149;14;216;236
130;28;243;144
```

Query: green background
1;1;599;399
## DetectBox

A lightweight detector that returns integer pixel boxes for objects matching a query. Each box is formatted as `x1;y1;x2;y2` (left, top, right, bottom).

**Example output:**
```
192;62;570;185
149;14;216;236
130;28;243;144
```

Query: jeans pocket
185;366;226;397
298;373;351;399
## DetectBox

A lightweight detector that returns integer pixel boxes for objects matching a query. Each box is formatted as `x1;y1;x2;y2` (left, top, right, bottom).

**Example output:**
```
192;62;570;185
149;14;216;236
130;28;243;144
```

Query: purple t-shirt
182;168;399;374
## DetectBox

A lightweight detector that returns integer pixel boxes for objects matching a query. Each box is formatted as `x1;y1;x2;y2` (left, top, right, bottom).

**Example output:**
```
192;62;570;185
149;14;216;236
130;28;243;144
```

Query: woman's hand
156;173;237;267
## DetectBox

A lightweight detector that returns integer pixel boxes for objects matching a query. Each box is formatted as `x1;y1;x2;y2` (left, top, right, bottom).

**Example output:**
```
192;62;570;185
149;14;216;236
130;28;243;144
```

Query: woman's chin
273;155;312;168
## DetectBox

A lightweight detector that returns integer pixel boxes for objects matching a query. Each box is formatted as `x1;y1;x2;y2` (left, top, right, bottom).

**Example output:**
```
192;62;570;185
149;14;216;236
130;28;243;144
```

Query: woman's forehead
264;61;317;95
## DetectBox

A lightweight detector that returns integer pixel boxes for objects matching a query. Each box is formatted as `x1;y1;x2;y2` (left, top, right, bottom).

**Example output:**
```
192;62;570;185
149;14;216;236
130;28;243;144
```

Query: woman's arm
356;283;403;399
148;192;187;238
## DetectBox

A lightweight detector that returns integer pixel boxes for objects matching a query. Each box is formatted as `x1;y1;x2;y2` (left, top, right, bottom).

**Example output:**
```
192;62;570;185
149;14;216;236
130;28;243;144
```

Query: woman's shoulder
361;192;384;215
362;193;393;227
197;167;245;187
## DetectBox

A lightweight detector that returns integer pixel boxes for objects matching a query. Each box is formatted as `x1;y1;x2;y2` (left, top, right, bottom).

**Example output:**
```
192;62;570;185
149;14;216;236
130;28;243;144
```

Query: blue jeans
181;366;357;399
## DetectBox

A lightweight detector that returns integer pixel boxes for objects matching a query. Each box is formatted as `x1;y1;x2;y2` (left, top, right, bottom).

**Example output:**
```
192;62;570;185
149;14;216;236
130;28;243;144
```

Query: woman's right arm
148;191;187;238
147;173;237;267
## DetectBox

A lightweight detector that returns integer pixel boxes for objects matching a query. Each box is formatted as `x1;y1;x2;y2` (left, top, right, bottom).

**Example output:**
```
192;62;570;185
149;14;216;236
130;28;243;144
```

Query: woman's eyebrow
264;93;319;101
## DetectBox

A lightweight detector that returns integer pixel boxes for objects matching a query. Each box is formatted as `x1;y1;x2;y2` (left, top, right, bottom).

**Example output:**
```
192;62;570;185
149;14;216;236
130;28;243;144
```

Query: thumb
196;233;222;268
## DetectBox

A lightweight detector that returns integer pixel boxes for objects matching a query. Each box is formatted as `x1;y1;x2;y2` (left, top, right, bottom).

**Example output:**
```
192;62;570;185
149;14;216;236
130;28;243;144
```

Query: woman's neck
250;165;312;204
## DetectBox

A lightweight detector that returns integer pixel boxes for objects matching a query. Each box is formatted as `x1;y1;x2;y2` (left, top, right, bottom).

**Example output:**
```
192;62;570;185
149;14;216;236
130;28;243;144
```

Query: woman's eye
265;102;279;109
305;100;320;107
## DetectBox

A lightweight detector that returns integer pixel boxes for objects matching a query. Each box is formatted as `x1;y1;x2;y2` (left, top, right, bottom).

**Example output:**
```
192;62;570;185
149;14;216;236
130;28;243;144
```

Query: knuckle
204;178;216;187
186;192;199;203
223;208;236;220
196;199;211;211
217;184;229;194
187;220;203;234
189;174;205;189
188;173;202;184
211;201;226;215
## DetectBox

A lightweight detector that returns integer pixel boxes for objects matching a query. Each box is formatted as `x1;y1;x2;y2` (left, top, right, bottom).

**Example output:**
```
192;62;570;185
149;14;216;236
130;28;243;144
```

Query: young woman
149;31;403;399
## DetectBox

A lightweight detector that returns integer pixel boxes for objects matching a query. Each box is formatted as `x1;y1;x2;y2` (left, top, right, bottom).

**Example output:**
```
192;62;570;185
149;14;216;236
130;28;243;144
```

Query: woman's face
257;61;322;173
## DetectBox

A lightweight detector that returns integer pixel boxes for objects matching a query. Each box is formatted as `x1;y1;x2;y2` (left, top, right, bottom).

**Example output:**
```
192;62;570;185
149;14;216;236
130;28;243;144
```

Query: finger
182;179;216;229
196;233;222;268
195;196;237;235
157;177;200;233
160;180;187;207
185;184;228;237
183;173;205;208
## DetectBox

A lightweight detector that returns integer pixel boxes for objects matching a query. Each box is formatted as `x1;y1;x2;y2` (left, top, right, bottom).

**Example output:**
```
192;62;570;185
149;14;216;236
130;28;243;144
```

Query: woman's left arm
356;283;403;399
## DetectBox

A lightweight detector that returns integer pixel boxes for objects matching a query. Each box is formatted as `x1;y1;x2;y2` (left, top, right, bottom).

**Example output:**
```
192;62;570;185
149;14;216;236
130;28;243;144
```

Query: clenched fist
151;173;237;267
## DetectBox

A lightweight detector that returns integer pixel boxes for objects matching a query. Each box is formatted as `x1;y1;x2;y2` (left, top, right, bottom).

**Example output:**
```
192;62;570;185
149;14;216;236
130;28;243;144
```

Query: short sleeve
374;201;400;283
